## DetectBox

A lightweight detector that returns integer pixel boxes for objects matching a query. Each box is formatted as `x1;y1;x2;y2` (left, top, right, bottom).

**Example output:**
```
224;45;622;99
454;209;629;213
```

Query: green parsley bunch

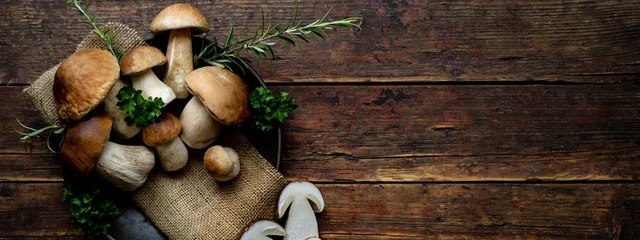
249;87;297;131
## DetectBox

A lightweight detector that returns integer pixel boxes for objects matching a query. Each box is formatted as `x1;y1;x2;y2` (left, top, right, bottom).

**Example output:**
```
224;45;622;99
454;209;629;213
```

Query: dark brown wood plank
275;84;640;182
1;0;640;84
1;183;638;239
1;87;53;154
3;85;640;182
0;154;61;182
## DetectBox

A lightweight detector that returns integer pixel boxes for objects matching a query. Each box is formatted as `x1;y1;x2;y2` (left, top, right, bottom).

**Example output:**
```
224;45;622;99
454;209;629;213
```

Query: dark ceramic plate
106;35;281;240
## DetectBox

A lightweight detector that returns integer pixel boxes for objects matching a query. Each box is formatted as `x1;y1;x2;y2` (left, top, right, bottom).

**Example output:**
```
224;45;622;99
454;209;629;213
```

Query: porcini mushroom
104;79;140;139
204;145;240;182
277;181;325;240
54;49;120;122
95;142;155;191
120;46;175;106
60;113;112;178
239;220;286;240
179;96;222;149
184;66;250;126
142;113;188;172
150;3;209;99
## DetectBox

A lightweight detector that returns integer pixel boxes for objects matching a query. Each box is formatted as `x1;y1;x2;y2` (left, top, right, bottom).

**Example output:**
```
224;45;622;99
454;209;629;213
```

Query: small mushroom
239;220;286;240
95;142;155;191
179;96;222;149
150;3;209;99
59;113;112;178
184;66;250;126
204;145;240;182
120;46;175;106
104;79;140;139
277;181;325;240
142;113;188;172
54;49;120;122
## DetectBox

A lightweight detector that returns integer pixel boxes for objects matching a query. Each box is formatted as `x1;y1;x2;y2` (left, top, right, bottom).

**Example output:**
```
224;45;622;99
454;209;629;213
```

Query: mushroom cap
277;181;325;219
204;145;240;181
119;46;167;76
239;220;286;240
150;3;210;34
142;113;181;147
184;66;250;126
54;49;120;122
60;113;112;177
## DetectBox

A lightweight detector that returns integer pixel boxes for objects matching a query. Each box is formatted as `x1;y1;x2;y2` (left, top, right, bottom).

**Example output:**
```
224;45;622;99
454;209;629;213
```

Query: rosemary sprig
68;0;123;59
194;1;362;72
14;119;66;153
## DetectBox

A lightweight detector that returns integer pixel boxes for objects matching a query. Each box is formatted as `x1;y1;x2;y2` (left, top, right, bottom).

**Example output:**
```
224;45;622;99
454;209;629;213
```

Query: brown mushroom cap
60;113;112;177
119;46;167;76
142;113;181;147
54;49;120;122
150;3;210;34
184;66;250;126
204;145;240;181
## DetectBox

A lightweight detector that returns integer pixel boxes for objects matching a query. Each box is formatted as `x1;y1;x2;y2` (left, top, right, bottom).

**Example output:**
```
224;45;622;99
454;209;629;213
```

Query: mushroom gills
131;69;176;106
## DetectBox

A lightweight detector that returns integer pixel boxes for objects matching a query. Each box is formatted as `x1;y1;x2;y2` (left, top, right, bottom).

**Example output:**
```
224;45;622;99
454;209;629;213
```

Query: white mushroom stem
179;97;222;149
240;220;286;240
278;182;325;240
155;136;188;172
95;142;155;191
132;69;176;106
105;79;140;139
164;28;193;99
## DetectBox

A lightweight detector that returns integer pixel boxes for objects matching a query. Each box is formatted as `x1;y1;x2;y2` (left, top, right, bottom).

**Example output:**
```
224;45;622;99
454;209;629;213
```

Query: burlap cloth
23;23;287;239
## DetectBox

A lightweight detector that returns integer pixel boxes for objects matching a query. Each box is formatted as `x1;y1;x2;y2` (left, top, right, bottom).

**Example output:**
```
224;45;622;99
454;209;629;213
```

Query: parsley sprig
249;87;297;131
68;0;123;59
194;1;362;72
61;182;125;239
116;86;165;128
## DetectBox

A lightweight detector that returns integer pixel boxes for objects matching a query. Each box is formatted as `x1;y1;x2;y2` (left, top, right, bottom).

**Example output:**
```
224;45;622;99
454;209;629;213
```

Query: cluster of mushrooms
55;3;247;191
240;181;326;240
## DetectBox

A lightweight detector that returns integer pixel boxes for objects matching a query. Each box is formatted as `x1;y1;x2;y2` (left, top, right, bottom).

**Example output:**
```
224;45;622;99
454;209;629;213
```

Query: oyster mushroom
142;113;188;172
277;181;325;240
239;220;286;240
95;142;155;191
120;46;175;106
54;49;120;123
150;3;209;99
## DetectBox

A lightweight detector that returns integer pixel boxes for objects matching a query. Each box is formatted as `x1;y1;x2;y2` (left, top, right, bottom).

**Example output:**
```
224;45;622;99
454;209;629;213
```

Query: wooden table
1;0;639;239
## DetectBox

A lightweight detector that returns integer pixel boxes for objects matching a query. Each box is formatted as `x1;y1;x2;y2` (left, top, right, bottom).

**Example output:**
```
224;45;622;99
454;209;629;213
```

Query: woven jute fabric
134;130;287;239
23;22;287;239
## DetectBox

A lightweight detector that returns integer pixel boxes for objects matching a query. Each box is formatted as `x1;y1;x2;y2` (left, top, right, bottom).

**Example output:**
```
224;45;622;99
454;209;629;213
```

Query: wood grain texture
1;0;640;84
1;183;638;239
274;84;640;182
3;85;640;182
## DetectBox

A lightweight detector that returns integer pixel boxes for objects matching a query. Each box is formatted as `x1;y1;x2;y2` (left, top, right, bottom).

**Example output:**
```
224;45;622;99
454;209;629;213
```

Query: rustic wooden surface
1;0;640;239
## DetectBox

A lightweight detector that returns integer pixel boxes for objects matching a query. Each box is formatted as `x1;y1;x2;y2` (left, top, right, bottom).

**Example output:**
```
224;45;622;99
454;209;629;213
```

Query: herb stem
69;0;122;59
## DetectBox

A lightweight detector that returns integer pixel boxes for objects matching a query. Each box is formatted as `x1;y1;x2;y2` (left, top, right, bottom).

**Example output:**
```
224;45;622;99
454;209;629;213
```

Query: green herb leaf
69;0;121;59
249;87;297;131
61;182;125;239
116;86;165;128
194;0;362;72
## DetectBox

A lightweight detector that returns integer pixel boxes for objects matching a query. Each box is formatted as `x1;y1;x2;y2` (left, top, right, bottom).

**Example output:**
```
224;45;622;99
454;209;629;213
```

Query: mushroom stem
131;69;176;106
95;142;155;191
156;136;188;172
284;197;320;240
165;28;193;99
105;79;140;139
179;97;222;149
